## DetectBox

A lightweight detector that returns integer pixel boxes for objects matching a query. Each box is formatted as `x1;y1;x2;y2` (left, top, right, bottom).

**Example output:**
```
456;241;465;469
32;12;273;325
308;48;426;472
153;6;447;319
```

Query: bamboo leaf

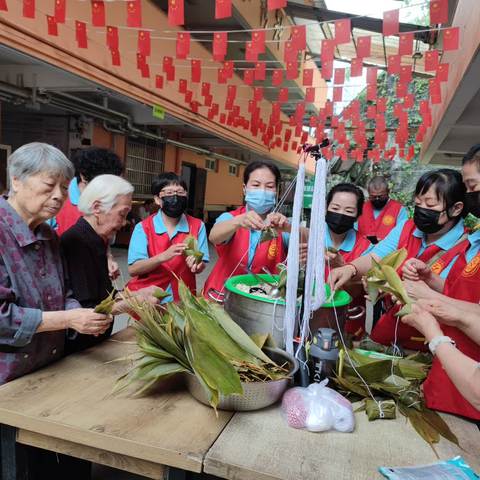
381;248;408;271
421;408;461;448
381;265;411;305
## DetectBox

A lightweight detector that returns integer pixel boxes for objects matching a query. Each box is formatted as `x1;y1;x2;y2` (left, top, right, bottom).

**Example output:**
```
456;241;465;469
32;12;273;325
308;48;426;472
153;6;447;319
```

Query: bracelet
428;335;456;355
345;263;358;279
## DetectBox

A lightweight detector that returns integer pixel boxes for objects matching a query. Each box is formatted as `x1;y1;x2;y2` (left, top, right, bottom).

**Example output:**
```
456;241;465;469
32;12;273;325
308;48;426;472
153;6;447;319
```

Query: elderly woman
0;142;111;385
61;174;157;353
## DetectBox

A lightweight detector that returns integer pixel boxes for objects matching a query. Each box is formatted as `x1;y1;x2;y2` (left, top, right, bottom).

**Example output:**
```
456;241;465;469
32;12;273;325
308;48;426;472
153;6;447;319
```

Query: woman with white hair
0;142;111;384
61;174;158;353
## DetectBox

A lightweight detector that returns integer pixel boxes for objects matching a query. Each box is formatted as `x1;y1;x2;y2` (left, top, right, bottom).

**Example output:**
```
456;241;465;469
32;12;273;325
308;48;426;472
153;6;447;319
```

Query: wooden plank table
204;405;480;480
0;328;233;480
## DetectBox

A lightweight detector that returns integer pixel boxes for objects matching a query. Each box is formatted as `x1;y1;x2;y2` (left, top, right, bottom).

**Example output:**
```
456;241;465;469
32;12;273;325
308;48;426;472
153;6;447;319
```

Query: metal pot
185;347;298;411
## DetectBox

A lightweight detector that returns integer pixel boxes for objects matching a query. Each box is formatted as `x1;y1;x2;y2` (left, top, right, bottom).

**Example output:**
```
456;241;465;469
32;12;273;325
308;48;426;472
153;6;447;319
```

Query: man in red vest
357;175;408;244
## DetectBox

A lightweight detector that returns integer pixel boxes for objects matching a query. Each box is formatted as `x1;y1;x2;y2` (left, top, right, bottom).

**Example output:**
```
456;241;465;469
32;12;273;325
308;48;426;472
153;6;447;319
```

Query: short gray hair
78;174;134;214
368;175;389;191
8;142;74;183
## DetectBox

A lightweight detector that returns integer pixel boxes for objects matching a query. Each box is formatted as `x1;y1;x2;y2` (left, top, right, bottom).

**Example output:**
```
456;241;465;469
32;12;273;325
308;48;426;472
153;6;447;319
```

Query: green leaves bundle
184;235;204;265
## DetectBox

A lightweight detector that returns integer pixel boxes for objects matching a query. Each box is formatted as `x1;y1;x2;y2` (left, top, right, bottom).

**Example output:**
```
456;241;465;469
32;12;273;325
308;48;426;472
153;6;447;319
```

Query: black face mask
464;191;480;218
371;197;389;210
413;206;444;234
161;195;188;218
326;211;356;235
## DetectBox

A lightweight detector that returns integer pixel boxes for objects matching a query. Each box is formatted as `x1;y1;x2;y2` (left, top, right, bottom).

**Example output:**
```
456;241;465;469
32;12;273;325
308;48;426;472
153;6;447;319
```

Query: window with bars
125;138;164;196
205;157;218;172
228;163;238;176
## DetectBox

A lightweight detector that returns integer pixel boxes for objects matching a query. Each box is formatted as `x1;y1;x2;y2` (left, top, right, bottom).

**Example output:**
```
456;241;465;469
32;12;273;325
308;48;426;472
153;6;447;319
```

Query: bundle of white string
283;156;306;355
296;157;327;358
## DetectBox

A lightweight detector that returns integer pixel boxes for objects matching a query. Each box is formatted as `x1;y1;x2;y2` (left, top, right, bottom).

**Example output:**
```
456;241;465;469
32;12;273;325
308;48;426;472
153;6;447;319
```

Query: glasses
159;189;187;197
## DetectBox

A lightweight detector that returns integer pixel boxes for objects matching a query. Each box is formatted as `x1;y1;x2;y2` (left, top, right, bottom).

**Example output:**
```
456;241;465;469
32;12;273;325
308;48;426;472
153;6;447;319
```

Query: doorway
181;162;207;220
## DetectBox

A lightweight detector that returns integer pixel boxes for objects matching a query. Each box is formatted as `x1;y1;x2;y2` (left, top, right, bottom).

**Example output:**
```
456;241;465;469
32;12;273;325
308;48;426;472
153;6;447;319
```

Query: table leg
165;467;189;480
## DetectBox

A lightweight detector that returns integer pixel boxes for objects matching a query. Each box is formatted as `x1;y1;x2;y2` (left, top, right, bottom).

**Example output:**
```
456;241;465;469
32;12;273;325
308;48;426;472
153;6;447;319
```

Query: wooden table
204;406;480;480
0;328;233;480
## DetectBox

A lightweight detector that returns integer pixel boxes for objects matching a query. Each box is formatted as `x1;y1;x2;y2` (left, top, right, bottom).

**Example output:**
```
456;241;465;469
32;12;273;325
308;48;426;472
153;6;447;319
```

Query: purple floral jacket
0;197;80;384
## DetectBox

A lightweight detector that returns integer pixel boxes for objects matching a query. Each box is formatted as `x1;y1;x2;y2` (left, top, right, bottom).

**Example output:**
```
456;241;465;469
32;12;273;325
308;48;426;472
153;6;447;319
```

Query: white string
283;153;306;355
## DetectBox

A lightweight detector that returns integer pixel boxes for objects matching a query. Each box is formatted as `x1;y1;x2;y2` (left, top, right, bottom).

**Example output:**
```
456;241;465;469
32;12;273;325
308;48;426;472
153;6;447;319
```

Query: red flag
106;26;119;50
284;40;297;63
201;82;211;96
377;97;386;113
168;0;183;25
302;68;313;86
334;18;351;45
46;15;58;36
321;60;333;80
321;39;335;63
163;56;175;80
334;68;345;85
286;61;298;80
110;49;120;66
251;30;266;54
23;0;35;18
155;75;164;89
333;86;343;102
429;78;441;97
387;54;401;74
443;27;459;51
217;68;226;84
137;53;146;70
138;31;151;56
399;65;412;83
383;9;399;36
305;87;315;103
204;94;213;107
0;0;7;11
223;60;234;78
366;105;376;119
178;79;187;94
215;0;231;19
254;61;266;81
430;0;448;24
367;83;377;101
91;1;105;27
267;0;286;10
243;69;254;85
75;21;88;49
424;49;439;71
356;36;371;58
176;32;190;59
54;0;65;23
398;32;414;56
366;66;377;84
227;85;237;100
350;58;363;77
191;59;201;83
185;90;193;104
437;63;449;82
213;32;227;60
254;87;263;101
278;88;288;103
404;93;414;109
245;42;258;62
126;0;142;28
272;69;283;87
396;82;408;98
291;25;306;50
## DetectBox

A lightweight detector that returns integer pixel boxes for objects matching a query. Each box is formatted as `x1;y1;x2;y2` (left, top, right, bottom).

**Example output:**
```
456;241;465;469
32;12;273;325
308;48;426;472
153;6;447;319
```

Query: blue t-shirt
466;229;480;263
128;212;209;303
48;178;81;229
215;211;290;269
370;219;466;278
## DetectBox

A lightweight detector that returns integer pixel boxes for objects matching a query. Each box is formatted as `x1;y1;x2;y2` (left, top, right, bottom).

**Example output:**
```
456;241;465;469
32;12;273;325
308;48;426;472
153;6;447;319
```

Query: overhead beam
285;3;431;43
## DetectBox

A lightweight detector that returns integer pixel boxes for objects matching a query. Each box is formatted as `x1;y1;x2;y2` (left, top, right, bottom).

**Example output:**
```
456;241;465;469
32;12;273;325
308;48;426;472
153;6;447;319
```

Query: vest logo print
430;259;444;275
382;214;395;226
267;241;277;260
462;254;480;278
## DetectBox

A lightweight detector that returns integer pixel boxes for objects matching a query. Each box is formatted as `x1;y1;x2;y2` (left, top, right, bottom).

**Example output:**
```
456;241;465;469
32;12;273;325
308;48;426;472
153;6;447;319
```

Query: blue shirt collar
68;178;81;206
413;218;465;249
468;228;480;245
153;211;189;237
326;227;357;253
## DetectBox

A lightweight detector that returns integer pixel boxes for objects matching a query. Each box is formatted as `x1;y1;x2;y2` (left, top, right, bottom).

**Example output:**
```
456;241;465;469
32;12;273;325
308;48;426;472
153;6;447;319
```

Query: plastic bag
281;379;355;433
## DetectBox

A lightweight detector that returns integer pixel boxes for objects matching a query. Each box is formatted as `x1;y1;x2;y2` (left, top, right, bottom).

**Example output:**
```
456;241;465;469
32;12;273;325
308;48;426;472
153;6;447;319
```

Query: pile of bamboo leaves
113;282;290;409
366;248;413;316
335;348;460;454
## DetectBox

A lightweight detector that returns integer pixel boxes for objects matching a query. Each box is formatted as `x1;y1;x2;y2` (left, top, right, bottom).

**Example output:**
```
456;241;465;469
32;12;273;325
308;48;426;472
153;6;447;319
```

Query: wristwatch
428;335;456;355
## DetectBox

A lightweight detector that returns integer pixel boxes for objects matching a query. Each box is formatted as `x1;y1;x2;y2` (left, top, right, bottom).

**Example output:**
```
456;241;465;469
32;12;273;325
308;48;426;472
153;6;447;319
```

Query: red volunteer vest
371;220;468;350
127;214;202;301
423;250;480;420
203;206;286;300
357;199;404;241
56;197;82;236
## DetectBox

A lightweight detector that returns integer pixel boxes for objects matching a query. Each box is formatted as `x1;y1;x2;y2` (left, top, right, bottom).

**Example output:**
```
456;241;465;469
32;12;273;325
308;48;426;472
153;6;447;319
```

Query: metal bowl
185;347;298;411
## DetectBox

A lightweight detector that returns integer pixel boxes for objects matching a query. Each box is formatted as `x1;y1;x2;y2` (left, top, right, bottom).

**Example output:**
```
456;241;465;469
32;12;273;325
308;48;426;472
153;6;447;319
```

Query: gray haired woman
61;174;158;354
0;142;111;384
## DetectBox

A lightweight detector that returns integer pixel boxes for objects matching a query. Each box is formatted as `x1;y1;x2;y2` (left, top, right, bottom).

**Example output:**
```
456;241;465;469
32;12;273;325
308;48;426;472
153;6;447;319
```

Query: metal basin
185;347;298;411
